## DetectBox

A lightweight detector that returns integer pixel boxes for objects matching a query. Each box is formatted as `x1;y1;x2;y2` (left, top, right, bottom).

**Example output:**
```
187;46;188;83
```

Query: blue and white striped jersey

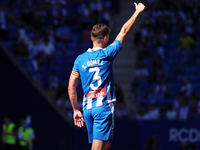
72;40;122;110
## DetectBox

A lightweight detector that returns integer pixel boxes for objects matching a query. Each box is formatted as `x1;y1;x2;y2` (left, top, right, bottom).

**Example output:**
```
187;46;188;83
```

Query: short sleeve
103;40;122;58
72;56;80;78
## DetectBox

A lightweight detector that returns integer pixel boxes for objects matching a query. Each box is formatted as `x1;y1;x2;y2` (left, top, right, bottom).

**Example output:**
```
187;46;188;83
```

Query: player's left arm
68;74;84;128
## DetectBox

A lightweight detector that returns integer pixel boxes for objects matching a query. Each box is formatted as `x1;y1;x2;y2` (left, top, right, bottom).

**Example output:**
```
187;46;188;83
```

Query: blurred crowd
131;0;200;120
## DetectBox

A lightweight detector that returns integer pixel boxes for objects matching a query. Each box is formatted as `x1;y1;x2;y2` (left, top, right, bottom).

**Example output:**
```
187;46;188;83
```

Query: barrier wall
139;120;200;150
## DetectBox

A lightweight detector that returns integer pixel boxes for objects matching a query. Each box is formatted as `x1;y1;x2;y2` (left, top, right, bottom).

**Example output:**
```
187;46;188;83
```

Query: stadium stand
133;0;200;120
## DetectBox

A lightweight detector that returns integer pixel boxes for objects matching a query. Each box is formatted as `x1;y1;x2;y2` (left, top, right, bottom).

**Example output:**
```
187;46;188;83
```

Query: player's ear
103;35;107;42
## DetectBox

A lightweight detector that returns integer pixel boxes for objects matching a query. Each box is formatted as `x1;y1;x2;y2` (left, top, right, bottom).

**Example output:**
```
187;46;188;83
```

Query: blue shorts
83;103;114;144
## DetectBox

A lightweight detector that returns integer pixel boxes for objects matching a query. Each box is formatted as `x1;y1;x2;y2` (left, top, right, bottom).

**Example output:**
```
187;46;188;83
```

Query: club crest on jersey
86;88;106;99
82;65;86;69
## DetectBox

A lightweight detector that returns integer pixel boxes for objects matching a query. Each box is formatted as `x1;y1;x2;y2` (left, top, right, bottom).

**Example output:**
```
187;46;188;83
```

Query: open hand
73;110;85;128
134;2;146;13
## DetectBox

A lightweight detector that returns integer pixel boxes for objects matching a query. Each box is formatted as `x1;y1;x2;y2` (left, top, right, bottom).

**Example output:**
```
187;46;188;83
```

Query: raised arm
68;74;84;128
116;2;146;45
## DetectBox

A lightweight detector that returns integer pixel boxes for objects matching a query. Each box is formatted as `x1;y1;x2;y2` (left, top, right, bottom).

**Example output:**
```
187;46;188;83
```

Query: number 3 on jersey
89;67;102;90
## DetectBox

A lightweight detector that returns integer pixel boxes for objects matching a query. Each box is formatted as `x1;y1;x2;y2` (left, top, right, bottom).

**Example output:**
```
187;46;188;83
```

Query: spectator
180;77;192;97
144;135;159;150
152;79;169;103
180;141;198;150
40;36;55;58
56;94;68;110
152;55;167;81
177;31;195;51
82;3;92;18
15;39;29;57
81;24;91;42
90;0;102;13
188;93;198;113
178;98;192;120
22;2;33;25
18;24;29;43
28;37;41;58
46;25;55;44
55;21;71;42
136;107;150;120
134;61;150;81
18;118;35;150
101;7;113;28
48;70;59;90
165;104;177;120
156;41;165;60
173;93;184;111
147;104;160;120
114;84;130;119
2;115;17;150
0;6;8;40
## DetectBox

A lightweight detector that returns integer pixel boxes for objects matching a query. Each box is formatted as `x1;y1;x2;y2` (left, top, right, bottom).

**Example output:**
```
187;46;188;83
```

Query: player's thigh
83;109;93;143
92;139;107;150
92;104;114;142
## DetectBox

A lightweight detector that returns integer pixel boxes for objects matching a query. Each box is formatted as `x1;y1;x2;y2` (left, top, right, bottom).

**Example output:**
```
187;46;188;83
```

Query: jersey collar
87;47;103;52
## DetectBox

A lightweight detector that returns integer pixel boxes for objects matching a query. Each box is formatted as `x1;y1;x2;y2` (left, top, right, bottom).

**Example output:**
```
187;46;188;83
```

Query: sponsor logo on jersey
86;88;106;99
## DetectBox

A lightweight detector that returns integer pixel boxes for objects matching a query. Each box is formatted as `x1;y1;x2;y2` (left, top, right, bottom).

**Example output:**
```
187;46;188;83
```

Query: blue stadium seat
50;58;62;66
167;58;179;66
159;98;174;107
49;65;62;73
168;41;178;49
0;1;9;6
167;50;179;58
8;31;18;40
142;58;152;71
80;42;92;49
78;48;87;54
195;42;200;49
67;42;78;49
2;41;15;54
167;82;181;91
138;82;150;90
71;34;80;42
187;74;200;83
15;57;22;65
193;83;200;93
196;59;200;65
21;58;33;71
169;90;179;98
55;51;64;57
55;42;65;50
170;26;181;34
66;49;78;57
169;33;180;41
185;66;198;74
